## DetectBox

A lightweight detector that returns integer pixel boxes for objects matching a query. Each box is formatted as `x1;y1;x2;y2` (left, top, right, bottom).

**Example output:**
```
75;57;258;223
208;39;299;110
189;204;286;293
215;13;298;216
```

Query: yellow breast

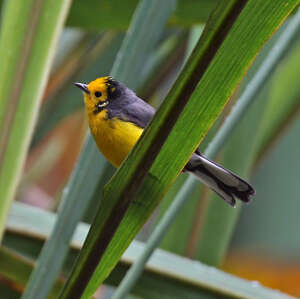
88;109;143;167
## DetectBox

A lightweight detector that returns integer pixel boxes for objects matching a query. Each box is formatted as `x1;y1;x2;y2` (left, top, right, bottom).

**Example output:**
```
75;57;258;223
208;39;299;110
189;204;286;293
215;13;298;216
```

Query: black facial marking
93;101;109;114
106;77;121;100
93;106;101;114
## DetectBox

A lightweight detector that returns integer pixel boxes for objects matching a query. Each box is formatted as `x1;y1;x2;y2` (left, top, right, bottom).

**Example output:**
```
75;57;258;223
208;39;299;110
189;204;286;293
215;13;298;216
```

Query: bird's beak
74;82;90;94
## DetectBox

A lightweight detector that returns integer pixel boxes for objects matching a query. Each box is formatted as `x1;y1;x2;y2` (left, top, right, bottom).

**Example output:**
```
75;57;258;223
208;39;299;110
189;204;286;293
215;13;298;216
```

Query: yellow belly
88;110;143;167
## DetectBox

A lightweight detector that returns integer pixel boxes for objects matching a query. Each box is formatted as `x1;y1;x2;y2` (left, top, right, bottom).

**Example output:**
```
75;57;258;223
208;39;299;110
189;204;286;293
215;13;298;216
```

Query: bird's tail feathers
185;153;255;207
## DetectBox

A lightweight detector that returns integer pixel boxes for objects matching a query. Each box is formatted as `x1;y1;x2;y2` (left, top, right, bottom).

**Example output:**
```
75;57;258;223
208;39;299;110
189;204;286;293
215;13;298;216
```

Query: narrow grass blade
0;0;71;239
60;1;300;298
5;202;295;299
22;1;176;298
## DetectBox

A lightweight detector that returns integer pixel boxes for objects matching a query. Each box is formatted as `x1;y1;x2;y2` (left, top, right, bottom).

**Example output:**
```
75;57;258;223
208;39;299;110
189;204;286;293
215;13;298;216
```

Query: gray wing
107;83;155;129
122;97;155;129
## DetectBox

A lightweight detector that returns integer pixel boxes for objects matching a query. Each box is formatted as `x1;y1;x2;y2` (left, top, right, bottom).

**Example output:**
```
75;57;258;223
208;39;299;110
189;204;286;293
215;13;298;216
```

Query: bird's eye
95;91;102;97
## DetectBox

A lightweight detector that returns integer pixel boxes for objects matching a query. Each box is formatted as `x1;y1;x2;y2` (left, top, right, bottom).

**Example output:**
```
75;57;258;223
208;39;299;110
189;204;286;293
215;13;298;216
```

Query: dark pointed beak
74;82;90;94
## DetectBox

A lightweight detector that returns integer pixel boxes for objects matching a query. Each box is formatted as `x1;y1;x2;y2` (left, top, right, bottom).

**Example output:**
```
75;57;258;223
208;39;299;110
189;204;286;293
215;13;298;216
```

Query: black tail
184;152;255;207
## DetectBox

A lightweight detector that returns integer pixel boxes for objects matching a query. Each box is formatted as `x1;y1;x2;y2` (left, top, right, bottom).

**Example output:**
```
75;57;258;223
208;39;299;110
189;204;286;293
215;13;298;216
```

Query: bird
75;76;255;207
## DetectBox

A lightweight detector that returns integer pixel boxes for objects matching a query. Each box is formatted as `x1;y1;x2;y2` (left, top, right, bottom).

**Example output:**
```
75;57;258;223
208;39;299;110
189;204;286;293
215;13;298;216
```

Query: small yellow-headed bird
75;76;255;206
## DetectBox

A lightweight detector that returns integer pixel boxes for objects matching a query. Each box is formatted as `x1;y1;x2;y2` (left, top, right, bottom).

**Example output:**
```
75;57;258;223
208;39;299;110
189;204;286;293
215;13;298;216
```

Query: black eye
95;91;102;97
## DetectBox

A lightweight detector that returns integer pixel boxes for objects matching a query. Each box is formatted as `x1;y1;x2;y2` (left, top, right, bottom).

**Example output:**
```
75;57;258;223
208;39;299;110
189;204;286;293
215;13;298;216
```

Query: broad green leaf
158;26;208;256
194;11;300;265
60;1;299;298
160;11;300;263
0;0;71;238
4;202;295;299
112;14;300;295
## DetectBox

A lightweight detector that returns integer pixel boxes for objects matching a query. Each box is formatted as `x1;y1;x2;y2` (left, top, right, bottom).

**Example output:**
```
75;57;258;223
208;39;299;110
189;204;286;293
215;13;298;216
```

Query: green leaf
5;202;295;299
60;1;299;298
158;26;207;256
111;13;300;295
160;10;300;264
194;11;300;265
0;0;71;238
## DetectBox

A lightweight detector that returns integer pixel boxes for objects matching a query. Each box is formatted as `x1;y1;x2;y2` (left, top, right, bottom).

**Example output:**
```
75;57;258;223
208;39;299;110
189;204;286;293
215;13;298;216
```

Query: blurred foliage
231;26;300;269
233;116;300;256
67;0;217;30
257;37;300;159
224;252;300;297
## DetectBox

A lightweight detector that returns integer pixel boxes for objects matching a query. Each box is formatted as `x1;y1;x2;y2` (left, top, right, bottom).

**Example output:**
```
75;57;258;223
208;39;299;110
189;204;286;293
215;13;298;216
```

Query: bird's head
74;76;122;115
